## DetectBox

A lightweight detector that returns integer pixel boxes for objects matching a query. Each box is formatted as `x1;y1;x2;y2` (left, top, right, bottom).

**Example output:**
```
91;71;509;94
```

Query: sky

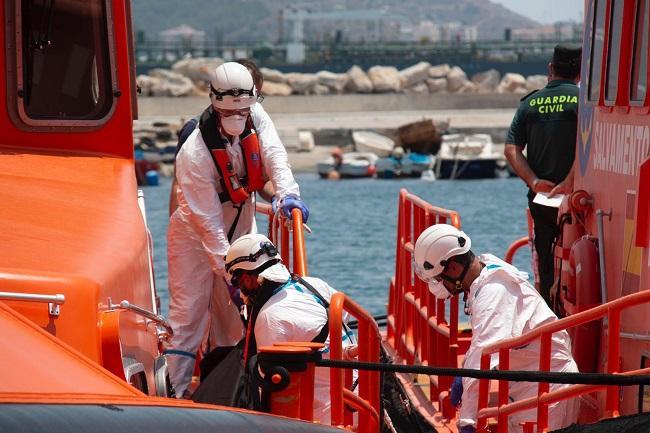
490;0;584;24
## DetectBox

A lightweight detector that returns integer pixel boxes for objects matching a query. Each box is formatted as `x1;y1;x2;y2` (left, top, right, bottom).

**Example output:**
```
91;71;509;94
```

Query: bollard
258;345;322;422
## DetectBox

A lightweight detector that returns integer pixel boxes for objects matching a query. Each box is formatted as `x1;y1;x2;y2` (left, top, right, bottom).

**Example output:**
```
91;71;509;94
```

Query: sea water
143;174;532;317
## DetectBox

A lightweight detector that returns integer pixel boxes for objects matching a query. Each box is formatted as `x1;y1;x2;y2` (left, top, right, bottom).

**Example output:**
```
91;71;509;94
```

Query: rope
316;359;650;386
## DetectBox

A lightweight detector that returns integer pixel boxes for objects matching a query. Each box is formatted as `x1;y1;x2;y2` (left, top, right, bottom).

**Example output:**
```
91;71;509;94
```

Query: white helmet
225;233;280;278
413;224;471;283
210;62;256;110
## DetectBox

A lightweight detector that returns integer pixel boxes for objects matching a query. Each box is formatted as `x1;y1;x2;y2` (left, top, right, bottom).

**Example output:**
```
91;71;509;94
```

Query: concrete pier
137;93;518;171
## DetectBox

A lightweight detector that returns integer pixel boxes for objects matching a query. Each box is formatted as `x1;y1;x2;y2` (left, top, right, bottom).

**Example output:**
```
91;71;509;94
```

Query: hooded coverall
459;254;578;432
166;103;300;397
254;268;357;425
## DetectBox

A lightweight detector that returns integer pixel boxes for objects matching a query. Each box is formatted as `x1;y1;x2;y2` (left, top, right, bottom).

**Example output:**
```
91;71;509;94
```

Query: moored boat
317;151;378;178
434;133;501;179
352;130;396;157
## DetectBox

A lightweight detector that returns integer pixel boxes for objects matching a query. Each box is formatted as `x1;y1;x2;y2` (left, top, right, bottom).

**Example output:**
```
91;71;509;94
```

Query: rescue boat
3;1;650;433
383;1;650;431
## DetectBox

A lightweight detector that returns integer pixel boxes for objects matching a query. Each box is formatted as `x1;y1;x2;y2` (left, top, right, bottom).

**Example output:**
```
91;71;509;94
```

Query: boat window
605;0;624;102
589;0;607;102
17;0;114;122
631;0;649;103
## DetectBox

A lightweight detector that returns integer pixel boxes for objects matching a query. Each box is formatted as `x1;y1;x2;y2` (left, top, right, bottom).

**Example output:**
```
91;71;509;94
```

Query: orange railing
476;289;650;433
329;292;382;433
386;188;466;419
256;203;308;276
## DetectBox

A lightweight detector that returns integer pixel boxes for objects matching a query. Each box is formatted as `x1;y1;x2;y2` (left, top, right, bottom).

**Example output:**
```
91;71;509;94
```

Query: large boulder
367;66;401;93
261;67;287;84
312;84;331;95
526;74;547;92
498;73;527;93
471;69;501;93
285;73;318;94
148;69;196;96
406;82;429;94
400;61;431;88
345;65;373;93
316;70;349;93
429;64;451;78
426;78;447;93
171;57;223;85
136;75;161;96
457;82;478;94
446;66;469;92
261;81;292;96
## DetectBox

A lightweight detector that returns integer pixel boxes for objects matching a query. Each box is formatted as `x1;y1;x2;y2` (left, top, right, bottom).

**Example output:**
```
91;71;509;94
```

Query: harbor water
144;174;532;317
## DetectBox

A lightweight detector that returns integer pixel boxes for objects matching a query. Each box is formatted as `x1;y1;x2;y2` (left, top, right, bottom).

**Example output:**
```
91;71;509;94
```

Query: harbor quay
136;93;518;172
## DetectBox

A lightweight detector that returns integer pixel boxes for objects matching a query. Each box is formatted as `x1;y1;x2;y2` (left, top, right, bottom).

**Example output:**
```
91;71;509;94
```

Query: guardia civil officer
413;224;578;433
166;62;308;398
504;44;582;305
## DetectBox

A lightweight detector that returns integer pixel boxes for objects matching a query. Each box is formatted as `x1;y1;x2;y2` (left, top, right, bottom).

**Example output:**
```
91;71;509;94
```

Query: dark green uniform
506;79;579;183
506;79;579;305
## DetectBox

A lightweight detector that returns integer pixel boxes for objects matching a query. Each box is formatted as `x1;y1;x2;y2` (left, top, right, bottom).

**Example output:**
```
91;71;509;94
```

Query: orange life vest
198;107;265;205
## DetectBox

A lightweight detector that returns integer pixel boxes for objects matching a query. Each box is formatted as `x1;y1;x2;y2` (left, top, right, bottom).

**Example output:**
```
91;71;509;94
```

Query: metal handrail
0;291;65;317
108;298;173;338
476;289;650;432
330;292;381;433
255;202;308;277
386;188;464;420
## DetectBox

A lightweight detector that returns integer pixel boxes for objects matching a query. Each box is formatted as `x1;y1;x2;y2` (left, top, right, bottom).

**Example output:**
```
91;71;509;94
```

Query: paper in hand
533;192;564;208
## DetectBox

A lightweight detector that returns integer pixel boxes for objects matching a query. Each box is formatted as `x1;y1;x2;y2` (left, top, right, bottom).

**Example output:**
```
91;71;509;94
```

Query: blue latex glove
271;196;279;214
450;376;463;407
459;425;476;433
282;194;309;223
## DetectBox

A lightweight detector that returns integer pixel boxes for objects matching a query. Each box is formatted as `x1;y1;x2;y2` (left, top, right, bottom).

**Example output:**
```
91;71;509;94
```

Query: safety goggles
225;241;279;273
210;84;255;100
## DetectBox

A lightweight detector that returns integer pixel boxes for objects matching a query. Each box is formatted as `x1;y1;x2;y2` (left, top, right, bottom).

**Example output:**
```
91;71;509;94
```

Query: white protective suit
459;254;578;432
254;268;357;425
167;102;300;396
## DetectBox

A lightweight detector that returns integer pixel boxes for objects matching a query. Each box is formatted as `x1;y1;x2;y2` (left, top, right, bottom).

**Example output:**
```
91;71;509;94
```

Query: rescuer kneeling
225;234;357;424
413;224;579;433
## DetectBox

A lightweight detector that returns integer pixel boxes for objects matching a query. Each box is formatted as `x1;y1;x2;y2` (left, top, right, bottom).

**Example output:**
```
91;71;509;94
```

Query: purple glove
226;283;243;308
450;376;463;407
459;426;475;433
271;196;279;214
282;194;309;223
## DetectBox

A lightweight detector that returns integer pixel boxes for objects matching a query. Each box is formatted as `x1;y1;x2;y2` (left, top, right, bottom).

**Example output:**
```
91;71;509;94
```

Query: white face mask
428;280;451;300
221;115;247;136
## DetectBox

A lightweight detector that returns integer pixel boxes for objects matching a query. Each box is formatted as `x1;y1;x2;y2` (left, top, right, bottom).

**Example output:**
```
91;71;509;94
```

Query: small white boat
317;152;378;179
435;133;501;179
352;131;395;158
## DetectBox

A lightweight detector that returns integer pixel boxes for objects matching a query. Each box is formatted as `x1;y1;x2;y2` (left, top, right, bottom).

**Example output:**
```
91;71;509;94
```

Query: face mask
428;280;451;300
221;114;247;136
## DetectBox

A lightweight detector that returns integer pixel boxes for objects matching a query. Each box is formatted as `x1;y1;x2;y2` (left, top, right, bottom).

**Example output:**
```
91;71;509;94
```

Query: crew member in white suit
166;62;308;398
225;234;356;424
413;224;578;433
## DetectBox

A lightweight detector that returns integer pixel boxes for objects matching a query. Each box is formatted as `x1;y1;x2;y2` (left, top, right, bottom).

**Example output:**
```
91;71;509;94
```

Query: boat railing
329;292;382;433
476;289;650;433
387;188;465;419
256;203;308;276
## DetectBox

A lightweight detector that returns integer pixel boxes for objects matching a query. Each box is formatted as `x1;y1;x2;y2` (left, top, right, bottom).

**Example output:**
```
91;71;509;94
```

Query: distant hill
131;0;540;42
